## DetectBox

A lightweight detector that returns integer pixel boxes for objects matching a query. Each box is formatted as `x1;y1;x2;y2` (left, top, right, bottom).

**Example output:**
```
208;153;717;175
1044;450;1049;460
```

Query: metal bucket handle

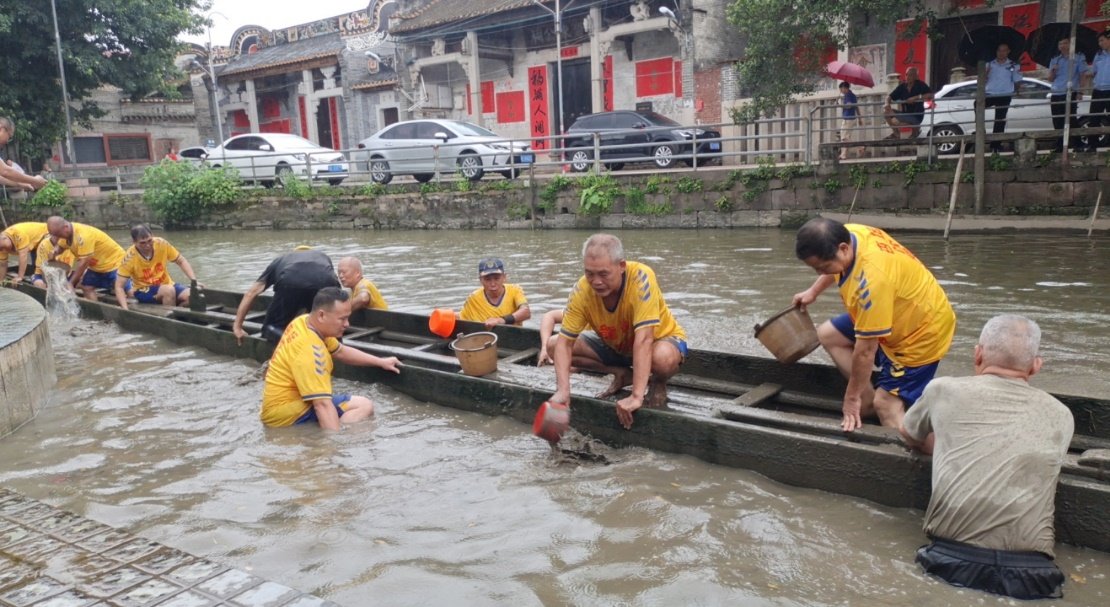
754;305;801;337
449;331;499;353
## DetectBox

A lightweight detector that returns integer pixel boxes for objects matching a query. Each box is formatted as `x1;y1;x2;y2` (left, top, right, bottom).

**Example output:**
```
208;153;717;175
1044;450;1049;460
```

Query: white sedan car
921;77;1092;153
206;133;350;187
357;119;533;184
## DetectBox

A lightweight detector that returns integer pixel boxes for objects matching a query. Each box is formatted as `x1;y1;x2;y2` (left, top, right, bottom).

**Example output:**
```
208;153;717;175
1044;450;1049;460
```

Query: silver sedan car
357;119;533;184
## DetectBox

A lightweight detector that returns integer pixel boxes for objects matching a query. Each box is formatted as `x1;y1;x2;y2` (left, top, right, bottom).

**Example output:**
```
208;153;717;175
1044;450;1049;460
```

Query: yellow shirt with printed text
460;283;528;324
1;222;48;263
34;237;75;275
118;238;181;290
64;223;125;273
261;314;341;427
837;224;956;366
560;261;685;355
352;277;388;310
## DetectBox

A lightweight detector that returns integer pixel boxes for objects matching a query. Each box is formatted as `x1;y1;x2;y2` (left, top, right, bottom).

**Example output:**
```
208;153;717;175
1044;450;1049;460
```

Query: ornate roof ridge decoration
391;0;555;34
351;78;399;91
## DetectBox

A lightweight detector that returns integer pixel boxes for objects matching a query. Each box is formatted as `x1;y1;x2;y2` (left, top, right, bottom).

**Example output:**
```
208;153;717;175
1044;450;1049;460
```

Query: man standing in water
261;287;402;430
548;234;687;430
47;216;126;301
901;315;1072;600
233;245;340;344
793;218;955;435
459;257;531;329
336;256;388;312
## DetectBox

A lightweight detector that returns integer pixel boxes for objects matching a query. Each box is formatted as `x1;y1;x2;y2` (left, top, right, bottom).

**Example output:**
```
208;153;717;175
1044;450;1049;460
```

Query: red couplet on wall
496;91;525;123
603;55;614;112
895;19;928;78
298;97;308;138
528;66;549;150
1003;2;1040;72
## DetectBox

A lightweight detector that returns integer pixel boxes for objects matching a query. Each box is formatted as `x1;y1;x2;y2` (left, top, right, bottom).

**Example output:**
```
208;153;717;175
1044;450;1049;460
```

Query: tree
0;0;209;161
724;0;934;123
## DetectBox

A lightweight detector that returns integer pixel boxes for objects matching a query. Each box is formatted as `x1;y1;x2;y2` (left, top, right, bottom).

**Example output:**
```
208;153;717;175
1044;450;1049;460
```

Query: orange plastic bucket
533;401;570;443
429;308;456;338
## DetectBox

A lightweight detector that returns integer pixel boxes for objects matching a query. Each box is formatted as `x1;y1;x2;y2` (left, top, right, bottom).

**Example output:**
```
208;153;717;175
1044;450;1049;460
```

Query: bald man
883;68;934;139
336;256;388;312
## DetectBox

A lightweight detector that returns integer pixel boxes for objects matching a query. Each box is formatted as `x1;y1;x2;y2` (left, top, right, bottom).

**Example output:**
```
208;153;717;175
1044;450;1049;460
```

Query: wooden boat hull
13;283;1110;553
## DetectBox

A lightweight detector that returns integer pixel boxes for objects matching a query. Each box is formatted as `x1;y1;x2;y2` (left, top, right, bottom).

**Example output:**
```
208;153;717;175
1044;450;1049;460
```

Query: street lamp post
533;0;565;142
49;0;75;165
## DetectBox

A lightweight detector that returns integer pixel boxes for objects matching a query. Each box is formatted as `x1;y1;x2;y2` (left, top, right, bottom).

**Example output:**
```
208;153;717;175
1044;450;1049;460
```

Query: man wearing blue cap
460;257;531;329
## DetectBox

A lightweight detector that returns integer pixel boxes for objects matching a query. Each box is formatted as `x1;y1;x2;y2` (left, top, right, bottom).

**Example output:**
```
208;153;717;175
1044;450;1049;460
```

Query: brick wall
694;66;723;124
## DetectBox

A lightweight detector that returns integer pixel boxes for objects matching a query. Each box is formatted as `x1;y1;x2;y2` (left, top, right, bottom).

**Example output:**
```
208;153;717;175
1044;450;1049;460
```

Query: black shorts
915;538;1064;600
264;286;321;336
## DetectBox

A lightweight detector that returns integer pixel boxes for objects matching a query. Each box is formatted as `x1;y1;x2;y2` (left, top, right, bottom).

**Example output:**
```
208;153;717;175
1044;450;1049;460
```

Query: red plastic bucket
532;401;570;444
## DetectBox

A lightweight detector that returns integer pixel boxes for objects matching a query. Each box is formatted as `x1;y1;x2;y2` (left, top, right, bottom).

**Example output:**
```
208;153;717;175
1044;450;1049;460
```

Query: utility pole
49;0;75;165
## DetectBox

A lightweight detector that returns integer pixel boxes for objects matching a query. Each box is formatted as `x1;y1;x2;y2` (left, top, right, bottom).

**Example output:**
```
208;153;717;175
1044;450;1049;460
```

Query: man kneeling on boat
547;234;688;430
234;245;341;344
900;315;1073;600
114;225;199;310
261;287;403;430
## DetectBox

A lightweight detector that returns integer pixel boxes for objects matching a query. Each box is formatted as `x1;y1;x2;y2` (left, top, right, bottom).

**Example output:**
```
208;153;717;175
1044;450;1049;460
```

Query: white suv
921;77;1092;153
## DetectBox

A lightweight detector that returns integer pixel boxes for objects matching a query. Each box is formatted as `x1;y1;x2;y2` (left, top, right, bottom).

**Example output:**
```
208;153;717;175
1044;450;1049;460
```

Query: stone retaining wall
8;158;1109;231
0;289;55;438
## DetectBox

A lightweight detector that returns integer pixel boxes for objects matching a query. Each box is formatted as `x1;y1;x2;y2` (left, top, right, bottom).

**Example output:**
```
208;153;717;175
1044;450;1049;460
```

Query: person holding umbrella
838;82;859;160
1047;37;1092;152
984;43;1023;152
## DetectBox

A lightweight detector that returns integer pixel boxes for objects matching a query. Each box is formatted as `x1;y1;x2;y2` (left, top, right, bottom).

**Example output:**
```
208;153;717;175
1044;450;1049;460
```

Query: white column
302;69;319;143
466;31;481;119
244;79;260;131
590;6;603;112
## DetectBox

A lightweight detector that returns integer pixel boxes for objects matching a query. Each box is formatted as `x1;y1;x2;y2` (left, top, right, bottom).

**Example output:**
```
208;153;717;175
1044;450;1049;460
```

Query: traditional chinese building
196;0;402;150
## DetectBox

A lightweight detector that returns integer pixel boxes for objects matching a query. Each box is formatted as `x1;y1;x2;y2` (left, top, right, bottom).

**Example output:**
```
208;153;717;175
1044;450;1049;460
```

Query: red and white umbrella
825;60;874;88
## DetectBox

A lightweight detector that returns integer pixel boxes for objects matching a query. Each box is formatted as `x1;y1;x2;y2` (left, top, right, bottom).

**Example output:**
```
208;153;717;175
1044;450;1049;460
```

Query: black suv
562;110;721;171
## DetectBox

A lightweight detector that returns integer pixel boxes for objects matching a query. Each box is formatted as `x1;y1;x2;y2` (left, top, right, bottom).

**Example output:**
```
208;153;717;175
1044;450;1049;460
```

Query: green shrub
140;160;242;225
540;174;573;210
578;173;620;215
281;175;312;200
714;195;734;212
644;175;671;194
358;183;388;197
26;179;68;208
675;176;702;193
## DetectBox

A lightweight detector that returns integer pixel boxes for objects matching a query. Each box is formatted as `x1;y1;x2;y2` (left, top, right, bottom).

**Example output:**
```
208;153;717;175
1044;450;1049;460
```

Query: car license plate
520;154;534;164
709;143;721;151
328;164;343;172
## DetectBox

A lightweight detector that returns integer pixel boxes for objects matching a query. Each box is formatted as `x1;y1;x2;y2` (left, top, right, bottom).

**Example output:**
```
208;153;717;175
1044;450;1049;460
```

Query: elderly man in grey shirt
900;314;1073;600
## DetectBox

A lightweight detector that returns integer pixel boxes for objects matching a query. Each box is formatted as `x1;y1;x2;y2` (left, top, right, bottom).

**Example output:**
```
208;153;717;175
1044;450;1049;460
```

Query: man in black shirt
883;68;934;139
233;245;341;343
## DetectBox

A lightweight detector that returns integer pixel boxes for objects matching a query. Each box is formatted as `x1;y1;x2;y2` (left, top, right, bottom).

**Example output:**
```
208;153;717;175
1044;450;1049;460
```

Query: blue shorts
581;332;688;368
893;112;924;126
830;313;939;406
133;283;187;304
294;394;351;425
81;268;118;290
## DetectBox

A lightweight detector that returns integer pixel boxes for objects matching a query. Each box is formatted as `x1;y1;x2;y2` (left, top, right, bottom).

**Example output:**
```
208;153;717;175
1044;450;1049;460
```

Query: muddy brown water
1;228;1107;605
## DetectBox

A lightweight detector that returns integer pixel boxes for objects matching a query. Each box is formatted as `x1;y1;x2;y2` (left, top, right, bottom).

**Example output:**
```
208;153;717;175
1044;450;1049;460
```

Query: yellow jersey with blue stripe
460;283;528;323
34;236;75;274
1;222;48;261
352;277;389;310
560;261;685;355
118;238;180;290
261;314;341;427
64;223;125;273
838;224;955;366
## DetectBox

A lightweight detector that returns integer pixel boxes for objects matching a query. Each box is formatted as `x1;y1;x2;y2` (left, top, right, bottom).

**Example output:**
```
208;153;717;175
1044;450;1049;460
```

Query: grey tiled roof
218;33;345;78
390;0;550;34
347;54;399;91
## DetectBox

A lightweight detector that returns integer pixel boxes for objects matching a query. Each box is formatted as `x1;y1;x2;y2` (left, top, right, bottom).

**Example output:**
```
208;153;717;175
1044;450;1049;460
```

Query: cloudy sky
179;1;368;46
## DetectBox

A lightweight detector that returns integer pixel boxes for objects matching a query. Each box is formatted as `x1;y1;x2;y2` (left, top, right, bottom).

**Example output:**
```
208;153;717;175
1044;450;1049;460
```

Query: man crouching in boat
900;315;1073;600
114;225;199;311
547;234;688;430
233;245;341;344
261;287;403;430
792;218;955;436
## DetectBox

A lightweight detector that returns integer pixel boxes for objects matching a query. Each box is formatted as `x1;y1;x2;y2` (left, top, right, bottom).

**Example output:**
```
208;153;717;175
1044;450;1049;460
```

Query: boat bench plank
730;383;783;407
344;338;460;368
501;348;539;365
343;327;384;341
715;402;903;446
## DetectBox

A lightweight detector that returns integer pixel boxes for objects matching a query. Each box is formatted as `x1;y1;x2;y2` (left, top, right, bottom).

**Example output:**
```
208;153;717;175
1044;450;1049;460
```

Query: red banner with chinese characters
1086;0;1105;19
635;57;674;97
496;91;525;123
603;55;614;111
528;66;550;150
481;81;495;113
895;19;928;78
1003;2;1040;72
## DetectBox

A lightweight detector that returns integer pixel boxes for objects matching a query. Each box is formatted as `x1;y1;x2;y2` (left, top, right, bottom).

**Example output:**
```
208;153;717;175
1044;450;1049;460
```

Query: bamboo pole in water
944;145;967;241
1089;189;1103;238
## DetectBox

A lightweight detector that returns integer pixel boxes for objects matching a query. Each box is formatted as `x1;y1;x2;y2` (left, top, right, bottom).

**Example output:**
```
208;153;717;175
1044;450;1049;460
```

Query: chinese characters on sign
1003;2;1040;72
603;56;614;112
529;66;550;150
895;19;927;78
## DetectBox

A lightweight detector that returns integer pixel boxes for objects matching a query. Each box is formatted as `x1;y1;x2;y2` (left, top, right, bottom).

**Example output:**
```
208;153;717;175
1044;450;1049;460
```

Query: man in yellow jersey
459;257;531;329
548;234;688;430
336;256;388;312
114;225;199;310
262;287;403;430
792;218;956;434
46;216;126;301
31;234;75;288
1;221;48;285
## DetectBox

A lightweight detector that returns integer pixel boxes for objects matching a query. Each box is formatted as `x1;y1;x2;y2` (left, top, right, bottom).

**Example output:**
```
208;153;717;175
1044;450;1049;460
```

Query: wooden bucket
754;306;820;364
449;331;499;376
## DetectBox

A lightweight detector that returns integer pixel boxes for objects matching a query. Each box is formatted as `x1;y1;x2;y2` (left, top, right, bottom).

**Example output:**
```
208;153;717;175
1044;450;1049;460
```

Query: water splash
43;265;80;327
